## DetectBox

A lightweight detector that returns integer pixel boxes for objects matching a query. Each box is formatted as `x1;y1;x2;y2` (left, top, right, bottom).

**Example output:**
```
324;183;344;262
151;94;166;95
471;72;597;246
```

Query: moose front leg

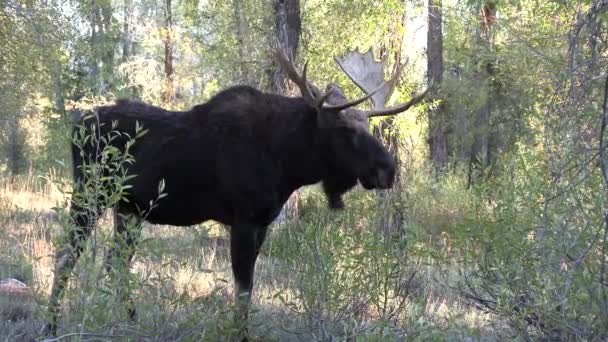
229;222;268;340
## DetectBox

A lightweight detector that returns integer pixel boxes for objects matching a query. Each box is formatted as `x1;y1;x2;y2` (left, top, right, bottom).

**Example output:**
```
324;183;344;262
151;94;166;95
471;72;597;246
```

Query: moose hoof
328;195;345;210
40;321;57;337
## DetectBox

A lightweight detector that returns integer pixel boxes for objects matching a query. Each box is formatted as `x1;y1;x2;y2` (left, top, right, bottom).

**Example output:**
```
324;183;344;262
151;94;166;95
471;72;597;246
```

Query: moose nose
376;167;395;188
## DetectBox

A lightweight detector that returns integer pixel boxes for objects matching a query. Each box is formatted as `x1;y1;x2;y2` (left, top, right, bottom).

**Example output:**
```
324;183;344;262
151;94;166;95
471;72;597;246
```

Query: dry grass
0;175;506;341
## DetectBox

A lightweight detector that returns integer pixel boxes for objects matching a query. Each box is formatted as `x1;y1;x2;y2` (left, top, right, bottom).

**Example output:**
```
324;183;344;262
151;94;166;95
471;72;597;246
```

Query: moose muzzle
359;161;396;190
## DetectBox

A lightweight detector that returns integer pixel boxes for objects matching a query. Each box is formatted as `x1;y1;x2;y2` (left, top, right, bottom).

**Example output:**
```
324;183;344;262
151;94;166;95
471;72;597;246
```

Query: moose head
274;49;431;209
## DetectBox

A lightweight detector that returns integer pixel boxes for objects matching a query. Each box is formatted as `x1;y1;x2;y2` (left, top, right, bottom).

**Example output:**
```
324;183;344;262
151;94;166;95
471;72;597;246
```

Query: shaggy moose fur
46;84;396;337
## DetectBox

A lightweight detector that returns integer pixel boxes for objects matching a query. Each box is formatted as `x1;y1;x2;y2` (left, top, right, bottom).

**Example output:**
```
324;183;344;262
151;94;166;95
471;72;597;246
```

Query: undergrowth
1;151;606;340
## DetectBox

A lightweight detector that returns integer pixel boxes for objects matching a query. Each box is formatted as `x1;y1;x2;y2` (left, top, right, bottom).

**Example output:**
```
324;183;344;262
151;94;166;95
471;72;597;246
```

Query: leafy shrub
455;149;608;340
268;188;430;340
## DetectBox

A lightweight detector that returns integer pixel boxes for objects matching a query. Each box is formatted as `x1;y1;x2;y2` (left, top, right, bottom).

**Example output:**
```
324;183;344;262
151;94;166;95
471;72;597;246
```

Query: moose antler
273;49;380;112
273;49;319;105
335;48;431;118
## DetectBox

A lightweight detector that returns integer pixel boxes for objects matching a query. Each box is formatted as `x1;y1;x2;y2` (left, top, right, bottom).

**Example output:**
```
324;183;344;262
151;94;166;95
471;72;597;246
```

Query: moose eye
338;126;357;136
337;127;361;147
376;158;392;169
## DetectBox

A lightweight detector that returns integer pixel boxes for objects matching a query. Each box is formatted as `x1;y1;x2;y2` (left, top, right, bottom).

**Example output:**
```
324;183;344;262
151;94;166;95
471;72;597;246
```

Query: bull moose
45;49;429;338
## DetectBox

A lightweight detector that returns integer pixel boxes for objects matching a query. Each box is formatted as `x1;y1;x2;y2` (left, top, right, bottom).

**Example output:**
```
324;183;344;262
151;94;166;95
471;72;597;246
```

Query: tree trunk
122;0;133;62
6;112;26;176
468;1;497;186
101;4;114;91
162;0;175;105
373;119;405;241
468;91;490;185
272;0;301;224
88;3;114;94
54;72;65;115
369;41;406;240
233;0;251;85
271;0;301;94
89;7;101;92
427;0;448;171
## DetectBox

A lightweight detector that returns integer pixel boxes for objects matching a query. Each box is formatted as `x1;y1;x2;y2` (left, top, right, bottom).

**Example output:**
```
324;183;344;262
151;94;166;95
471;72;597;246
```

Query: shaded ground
0;182;506;341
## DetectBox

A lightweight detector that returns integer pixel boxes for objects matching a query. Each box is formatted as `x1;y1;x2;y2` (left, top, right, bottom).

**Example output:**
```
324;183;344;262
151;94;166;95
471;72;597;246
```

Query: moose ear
316;84;347;127
324;84;348;105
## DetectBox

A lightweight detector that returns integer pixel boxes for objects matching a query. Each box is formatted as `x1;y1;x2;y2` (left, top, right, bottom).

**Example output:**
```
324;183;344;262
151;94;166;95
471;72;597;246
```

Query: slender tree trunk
374;118;404;241
427;0;448;171
373;14;408;242
89;8;101;92
6;111;26;176
233;0;251;85
122;0;132;62
101;4;114;91
272;0;301;224
162;0;175;104
54;73;65;115
88;3;114;94
469;93;490;180
468;1;497;186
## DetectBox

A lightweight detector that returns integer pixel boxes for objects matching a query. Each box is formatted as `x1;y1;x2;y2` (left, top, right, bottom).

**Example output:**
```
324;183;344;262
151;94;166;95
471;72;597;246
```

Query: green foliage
48;117;159;334
1;0;608;340
454;148;608;339
0;1;68;174
302;0;414;90
267;188;435;339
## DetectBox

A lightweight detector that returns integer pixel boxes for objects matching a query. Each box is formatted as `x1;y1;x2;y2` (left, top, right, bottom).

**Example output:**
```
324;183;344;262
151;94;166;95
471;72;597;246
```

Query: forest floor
0;177;507;341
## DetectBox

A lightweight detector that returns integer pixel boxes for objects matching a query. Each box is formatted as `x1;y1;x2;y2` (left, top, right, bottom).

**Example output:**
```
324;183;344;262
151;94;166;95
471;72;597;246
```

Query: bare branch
599;71;608;317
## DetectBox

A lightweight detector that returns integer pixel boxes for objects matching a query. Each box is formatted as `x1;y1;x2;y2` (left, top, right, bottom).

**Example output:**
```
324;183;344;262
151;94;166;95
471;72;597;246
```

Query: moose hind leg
104;206;142;321
46;204;99;336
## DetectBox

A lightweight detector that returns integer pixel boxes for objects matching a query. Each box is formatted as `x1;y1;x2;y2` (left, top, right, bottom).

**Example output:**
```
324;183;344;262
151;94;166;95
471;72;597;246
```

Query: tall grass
8;142;602;340
0;165;508;341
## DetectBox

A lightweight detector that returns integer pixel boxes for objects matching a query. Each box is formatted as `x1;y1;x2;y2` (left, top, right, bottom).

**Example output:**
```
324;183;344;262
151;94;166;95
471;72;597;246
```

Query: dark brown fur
46;85;396;337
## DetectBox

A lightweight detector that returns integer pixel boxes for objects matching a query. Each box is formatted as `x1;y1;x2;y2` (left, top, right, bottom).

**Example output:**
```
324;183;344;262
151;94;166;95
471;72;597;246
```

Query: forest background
1;0;608;340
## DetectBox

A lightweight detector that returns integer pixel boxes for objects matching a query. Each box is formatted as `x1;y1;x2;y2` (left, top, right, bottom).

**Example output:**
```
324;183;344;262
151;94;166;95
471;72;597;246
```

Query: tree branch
599;71;608;318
